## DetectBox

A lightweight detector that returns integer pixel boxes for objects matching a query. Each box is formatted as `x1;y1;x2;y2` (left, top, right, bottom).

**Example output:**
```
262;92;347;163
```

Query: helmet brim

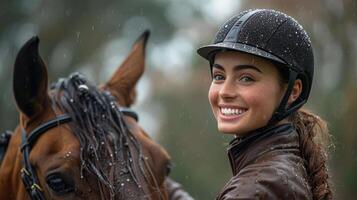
197;42;287;65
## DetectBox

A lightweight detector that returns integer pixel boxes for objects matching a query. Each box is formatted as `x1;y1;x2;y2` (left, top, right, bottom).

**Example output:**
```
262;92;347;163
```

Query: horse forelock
49;72;154;199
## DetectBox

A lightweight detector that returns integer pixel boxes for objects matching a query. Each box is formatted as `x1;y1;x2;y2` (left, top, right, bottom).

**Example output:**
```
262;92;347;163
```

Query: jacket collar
227;123;298;175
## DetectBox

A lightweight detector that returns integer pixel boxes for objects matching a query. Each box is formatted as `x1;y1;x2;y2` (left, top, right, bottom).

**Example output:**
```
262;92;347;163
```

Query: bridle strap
19;108;138;200
20;114;71;200
0;130;12;163
21;115;72;151
120;107;139;122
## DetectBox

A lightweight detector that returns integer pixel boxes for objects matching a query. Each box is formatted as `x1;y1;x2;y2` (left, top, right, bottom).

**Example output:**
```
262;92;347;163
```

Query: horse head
0;32;173;200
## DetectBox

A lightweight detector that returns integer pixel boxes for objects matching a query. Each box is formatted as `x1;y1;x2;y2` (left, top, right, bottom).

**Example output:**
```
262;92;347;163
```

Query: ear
103;30;150;107
288;79;302;105
13;36;50;119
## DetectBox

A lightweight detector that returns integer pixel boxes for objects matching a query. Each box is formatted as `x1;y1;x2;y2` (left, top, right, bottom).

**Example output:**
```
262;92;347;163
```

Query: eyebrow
212;63;262;73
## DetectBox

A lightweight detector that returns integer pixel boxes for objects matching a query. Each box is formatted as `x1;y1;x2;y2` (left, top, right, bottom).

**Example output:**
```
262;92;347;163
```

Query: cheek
244;84;281;117
208;84;219;115
208;84;218;105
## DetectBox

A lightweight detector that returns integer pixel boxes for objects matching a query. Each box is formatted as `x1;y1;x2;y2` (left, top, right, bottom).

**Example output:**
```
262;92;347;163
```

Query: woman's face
208;51;286;135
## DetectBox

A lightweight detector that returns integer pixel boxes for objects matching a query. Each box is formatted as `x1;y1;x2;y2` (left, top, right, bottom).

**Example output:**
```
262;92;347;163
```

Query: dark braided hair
275;62;333;200
290;109;333;200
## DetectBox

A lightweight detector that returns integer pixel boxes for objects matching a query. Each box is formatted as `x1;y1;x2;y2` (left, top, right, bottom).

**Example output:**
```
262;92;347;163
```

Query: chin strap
268;69;305;126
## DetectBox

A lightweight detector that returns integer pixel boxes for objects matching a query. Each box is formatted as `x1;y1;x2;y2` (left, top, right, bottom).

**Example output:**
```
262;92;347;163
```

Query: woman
197;9;332;200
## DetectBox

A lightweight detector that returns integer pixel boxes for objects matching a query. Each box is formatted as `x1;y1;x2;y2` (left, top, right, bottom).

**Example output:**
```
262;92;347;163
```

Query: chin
218;124;251;136
218;126;240;135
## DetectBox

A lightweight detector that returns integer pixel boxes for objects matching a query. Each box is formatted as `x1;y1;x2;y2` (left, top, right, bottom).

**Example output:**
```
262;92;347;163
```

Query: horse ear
13;36;50;118
104;30;150;107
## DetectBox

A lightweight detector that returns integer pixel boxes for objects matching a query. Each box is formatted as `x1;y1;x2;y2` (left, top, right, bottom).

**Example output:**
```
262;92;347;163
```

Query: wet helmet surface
197;9;314;124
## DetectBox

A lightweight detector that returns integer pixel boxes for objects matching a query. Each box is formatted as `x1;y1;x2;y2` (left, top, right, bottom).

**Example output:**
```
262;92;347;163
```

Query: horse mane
49;72;150;198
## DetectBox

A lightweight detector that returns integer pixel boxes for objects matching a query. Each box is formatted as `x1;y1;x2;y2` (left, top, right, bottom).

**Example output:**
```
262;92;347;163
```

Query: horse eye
46;173;75;194
166;162;172;176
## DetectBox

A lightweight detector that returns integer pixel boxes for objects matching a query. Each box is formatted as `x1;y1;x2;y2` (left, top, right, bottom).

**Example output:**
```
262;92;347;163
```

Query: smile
220;107;247;116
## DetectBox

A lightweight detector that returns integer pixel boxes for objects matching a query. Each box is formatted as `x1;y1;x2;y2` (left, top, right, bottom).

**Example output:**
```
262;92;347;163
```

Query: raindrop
70;99;74;103
91;25;95;31
126;178;130;182
121;168;129;174
121;183;125;187
101;141;105;145
109;162;113;166
255;189;261;197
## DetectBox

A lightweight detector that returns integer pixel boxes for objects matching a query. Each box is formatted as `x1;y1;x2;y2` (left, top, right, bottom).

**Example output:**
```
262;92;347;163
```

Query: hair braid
290;109;333;200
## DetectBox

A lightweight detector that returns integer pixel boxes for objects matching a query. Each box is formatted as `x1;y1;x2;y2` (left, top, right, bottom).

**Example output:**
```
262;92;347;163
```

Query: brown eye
46;173;75;194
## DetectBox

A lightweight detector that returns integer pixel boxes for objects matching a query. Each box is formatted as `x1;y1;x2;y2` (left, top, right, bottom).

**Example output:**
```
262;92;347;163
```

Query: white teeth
220;107;246;116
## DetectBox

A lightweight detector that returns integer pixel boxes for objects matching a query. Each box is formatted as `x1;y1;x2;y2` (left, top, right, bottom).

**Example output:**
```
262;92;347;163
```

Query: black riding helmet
197;9;314;125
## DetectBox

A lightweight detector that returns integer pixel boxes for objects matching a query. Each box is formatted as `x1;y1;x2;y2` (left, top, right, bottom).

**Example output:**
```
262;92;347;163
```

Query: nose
219;79;237;99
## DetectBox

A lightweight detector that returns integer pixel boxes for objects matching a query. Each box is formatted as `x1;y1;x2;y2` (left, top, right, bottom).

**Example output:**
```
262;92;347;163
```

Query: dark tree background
1;0;356;199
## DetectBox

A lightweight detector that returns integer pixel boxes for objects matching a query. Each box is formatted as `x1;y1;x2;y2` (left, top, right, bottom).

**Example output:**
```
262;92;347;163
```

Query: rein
0;108;138;200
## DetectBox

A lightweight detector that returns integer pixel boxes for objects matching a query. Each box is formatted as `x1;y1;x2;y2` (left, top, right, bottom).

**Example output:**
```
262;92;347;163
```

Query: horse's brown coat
0;32;171;200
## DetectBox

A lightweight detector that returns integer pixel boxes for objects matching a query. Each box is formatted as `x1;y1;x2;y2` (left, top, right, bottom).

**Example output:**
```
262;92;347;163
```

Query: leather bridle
1;108;138;200
20;114;71;200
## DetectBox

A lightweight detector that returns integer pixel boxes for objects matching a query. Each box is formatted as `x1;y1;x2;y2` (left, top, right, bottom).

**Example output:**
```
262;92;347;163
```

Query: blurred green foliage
1;0;357;199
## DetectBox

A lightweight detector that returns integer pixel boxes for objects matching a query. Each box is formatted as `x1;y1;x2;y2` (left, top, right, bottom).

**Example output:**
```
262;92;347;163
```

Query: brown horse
0;32;191;200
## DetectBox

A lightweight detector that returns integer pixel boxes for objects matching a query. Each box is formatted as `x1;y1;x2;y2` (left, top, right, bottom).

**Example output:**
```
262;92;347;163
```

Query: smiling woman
209;51;288;135
198;9;333;200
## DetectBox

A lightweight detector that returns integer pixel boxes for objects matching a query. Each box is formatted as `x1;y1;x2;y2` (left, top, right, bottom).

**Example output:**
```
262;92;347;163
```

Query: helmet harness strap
268;69;304;125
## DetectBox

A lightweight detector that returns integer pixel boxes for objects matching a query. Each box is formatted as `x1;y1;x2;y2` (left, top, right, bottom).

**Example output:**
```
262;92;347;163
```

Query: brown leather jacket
216;124;312;200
